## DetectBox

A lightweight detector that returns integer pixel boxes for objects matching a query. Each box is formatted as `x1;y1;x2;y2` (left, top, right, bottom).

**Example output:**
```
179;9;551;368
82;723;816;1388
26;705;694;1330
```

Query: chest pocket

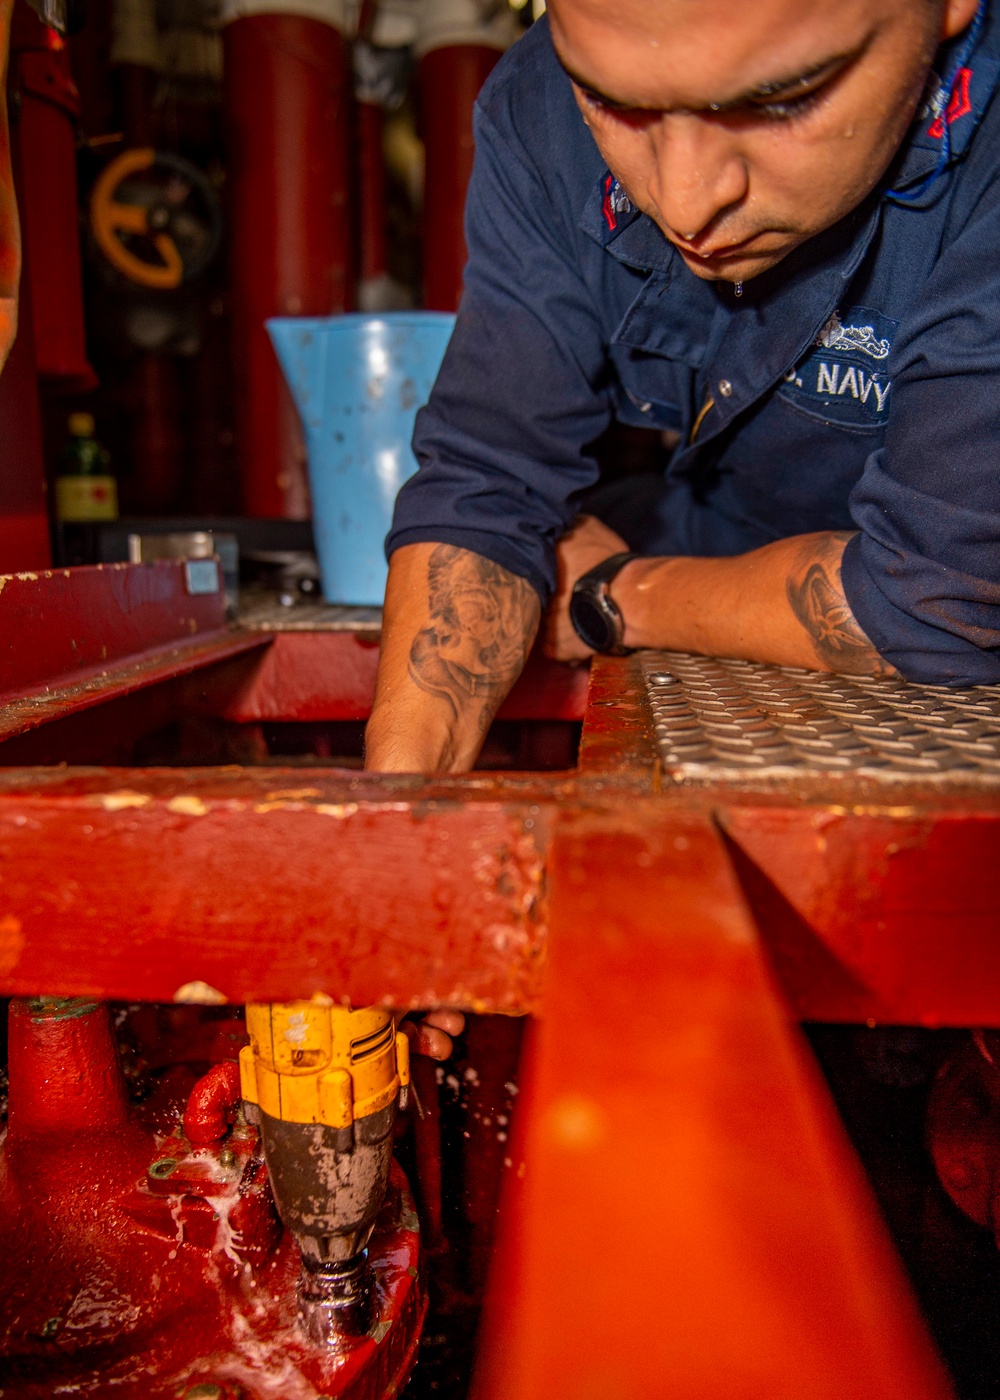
609;347;690;433
778;304;897;430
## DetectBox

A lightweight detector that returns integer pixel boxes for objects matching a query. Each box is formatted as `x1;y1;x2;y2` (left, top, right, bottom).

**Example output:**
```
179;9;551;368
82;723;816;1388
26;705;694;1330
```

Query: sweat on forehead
547;0;935;113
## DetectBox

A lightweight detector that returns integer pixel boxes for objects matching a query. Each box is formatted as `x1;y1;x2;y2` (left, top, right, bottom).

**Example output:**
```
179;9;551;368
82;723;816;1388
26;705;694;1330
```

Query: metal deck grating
641;652;1000;783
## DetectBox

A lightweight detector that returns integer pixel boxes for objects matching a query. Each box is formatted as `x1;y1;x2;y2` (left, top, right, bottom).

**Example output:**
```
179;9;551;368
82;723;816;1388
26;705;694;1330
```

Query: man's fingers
413;1024;455;1061
397;1009;465;1061
423;1008;465;1037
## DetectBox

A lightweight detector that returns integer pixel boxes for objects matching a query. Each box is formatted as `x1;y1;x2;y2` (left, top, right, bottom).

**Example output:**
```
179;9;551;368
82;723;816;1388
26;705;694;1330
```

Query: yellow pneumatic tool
240;999;410;1343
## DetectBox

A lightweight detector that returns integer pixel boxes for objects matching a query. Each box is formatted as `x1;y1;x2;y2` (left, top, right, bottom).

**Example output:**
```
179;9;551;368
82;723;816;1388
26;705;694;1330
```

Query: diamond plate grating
641;652;1000;784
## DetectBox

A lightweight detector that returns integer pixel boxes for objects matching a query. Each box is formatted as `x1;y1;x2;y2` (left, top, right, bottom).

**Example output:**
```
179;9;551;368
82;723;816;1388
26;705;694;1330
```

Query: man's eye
752;87;826;122
580;89;656;127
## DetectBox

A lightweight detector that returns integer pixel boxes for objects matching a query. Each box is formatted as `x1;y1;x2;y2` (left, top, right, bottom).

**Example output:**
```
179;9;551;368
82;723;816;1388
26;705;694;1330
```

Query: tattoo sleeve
407;545;541;729
786;532;895;677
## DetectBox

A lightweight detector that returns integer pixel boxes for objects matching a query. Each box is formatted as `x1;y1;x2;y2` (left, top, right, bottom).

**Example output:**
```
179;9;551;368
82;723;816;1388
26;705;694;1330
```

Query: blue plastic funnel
267;312;456;606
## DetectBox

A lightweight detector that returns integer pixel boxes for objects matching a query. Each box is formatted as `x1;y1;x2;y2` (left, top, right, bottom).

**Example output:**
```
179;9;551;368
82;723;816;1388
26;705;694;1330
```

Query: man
366;0;999;776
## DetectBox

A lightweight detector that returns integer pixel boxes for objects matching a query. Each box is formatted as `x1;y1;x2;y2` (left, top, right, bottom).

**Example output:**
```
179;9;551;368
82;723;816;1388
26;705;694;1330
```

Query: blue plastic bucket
267;312;456;605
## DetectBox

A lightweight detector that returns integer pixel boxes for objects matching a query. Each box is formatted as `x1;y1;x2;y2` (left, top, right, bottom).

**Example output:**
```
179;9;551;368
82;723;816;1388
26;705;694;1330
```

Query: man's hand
572;527;894;676
543;514;630;662
400;1009;466;1061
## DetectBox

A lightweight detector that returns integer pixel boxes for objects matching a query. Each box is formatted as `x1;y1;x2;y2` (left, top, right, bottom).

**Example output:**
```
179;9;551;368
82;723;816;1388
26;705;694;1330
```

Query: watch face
570;590;618;653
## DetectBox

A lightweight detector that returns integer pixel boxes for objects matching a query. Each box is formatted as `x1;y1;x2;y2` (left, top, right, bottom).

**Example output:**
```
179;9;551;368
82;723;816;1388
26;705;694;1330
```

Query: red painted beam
0;767;551;1010
474;806;954;1400
200;632;590;724
0;561;227;700
0;629;270;746
719;804;1000;1027
0;561;265;745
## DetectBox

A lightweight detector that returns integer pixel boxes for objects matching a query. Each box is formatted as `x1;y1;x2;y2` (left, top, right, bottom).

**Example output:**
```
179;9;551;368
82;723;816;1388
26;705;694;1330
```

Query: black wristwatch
569;551;639;655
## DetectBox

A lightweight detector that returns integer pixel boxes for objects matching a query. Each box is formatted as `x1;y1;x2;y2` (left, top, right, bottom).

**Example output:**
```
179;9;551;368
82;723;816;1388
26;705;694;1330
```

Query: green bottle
55;413;118;522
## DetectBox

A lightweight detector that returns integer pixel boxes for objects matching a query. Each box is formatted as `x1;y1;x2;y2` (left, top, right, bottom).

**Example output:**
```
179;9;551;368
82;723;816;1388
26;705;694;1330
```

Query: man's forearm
365;542;541;773
611;530;893;675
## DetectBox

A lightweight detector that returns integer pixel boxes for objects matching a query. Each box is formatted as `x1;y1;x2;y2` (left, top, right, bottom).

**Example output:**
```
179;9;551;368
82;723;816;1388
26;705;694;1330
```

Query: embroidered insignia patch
600;174;633;232
815;311;891;361
779;305;898;427
928;66;973;138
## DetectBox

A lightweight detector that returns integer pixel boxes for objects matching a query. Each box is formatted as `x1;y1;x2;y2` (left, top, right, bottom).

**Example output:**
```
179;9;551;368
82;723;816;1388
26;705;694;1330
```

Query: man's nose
648;115;749;245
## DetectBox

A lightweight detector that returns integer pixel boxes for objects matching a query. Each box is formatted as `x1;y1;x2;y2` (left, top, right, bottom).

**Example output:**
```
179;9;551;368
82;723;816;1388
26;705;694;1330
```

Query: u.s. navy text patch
779;306;897;427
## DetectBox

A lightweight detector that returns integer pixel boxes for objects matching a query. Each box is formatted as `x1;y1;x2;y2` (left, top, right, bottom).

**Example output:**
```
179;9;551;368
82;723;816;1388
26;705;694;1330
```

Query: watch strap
569;551;639;654
573;551;639;590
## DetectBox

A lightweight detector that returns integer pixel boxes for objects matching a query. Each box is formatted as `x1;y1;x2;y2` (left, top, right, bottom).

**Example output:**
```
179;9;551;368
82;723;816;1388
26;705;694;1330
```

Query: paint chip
174;980;227;1005
167;796;209;816
100;791;151;811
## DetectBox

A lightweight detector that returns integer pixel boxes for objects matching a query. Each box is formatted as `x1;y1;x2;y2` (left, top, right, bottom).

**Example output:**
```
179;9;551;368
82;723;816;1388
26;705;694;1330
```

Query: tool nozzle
297;1251;375;1346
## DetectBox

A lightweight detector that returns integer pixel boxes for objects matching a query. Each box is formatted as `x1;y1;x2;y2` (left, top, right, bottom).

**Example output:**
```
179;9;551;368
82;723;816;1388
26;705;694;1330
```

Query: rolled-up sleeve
385;84;612;605
842;178;1000;684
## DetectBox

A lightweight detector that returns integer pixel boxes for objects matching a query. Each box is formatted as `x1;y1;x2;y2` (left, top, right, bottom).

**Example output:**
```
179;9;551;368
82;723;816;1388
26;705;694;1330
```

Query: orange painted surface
474;807;955;1400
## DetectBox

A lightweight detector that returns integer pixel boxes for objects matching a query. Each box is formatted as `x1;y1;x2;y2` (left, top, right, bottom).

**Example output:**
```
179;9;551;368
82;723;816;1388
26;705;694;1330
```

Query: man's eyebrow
558;50;856;114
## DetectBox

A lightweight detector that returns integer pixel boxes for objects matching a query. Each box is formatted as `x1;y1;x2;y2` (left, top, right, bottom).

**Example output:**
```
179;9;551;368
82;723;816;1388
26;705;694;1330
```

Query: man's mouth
669;232;767;263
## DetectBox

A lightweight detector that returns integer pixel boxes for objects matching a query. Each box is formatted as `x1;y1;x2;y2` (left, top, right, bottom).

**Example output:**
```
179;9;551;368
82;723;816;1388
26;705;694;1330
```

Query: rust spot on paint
0;914;24;976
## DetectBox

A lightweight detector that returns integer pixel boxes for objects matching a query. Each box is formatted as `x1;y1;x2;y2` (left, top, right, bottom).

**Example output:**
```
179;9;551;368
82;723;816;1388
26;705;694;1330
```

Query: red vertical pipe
419;44;500;312
7;999;129;1137
10;2;95;388
0;0;18;372
0;18;50;573
0;262;50;569
224;13;351;519
127;353;184;513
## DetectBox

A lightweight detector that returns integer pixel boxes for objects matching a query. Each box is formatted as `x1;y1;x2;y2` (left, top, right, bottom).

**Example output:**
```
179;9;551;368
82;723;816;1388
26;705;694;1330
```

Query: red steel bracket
473;805;955;1400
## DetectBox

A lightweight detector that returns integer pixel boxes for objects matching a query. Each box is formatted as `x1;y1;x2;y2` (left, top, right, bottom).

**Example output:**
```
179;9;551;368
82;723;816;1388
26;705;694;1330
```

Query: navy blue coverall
388;10;1000;684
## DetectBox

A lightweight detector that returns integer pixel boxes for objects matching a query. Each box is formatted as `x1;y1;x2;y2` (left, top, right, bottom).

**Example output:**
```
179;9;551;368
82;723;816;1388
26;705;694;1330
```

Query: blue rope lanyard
885;0;987;206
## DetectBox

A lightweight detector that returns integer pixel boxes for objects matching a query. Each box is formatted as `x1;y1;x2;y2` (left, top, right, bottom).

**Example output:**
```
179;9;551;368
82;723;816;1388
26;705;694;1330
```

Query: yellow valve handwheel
89;148;222;292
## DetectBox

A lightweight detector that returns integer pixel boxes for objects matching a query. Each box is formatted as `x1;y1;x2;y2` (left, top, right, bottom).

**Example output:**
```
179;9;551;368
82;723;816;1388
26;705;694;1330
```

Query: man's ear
942;0;982;42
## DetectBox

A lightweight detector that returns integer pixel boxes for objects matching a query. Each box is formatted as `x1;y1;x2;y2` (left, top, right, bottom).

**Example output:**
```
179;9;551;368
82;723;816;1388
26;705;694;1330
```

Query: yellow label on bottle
56;475;118;522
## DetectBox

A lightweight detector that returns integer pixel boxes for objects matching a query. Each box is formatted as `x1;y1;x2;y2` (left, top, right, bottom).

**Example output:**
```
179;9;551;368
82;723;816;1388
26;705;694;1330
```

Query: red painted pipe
0;189;50;571
0;1;50;571
10;1;96;388
7;998;130;1136
127;352;184;513
223;13;352;518
0;91;50;568
184;1059;243;1143
419;44;501;312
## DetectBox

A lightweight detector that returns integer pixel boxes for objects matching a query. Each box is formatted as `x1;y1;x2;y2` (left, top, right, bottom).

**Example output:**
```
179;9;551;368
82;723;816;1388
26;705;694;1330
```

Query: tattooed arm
783;532;894;675
548;520;894;676
365;542;541;773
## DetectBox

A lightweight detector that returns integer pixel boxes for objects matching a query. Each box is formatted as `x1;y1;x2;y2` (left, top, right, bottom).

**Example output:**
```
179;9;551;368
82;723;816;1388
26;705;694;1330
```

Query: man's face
549;0;978;284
